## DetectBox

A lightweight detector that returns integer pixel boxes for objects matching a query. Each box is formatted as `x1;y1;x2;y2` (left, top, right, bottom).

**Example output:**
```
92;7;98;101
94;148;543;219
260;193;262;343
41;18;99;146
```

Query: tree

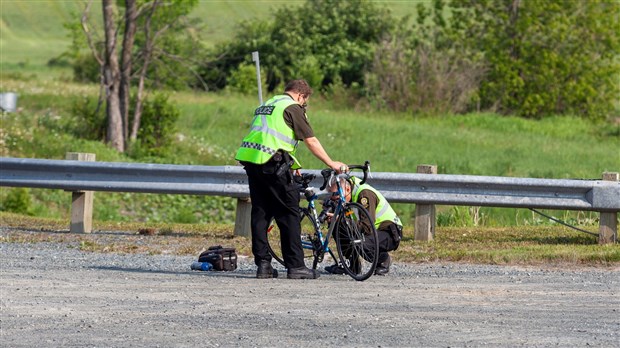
78;0;200;152
367;0;619;118
120;0;137;146
200;0;394;92
102;0;123;151
449;0;620;118
364;1;487;114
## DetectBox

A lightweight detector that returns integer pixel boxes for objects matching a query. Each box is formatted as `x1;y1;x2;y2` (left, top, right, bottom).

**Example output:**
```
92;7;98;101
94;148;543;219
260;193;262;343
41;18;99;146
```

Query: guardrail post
599;172;619;244
414;165;437;241
66;152;95;233
234;198;252;237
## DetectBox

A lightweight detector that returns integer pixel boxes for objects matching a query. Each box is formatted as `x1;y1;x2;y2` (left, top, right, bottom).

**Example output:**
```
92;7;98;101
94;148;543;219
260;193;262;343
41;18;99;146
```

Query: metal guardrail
1;157;618;212
0;157;618;243
0;157;250;198
368;172;620;212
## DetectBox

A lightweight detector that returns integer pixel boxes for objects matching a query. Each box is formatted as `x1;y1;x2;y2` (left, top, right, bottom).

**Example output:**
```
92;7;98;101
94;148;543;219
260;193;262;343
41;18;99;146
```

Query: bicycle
266;161;379;281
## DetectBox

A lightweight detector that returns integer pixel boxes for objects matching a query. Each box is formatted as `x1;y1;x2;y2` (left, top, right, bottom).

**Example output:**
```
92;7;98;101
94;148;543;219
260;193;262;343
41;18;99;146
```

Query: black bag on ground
198;245;237;271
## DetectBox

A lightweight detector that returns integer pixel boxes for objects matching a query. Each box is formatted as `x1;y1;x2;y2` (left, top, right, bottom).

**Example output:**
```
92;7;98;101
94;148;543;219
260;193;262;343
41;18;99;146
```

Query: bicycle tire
266;220;285;266
267;209;317;268
334;202;379;281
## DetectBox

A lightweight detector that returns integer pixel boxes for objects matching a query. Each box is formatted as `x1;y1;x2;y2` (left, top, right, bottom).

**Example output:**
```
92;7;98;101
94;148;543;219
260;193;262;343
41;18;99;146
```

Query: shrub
449;0;620;119
72;52;100;84
227;64;265;95
201;0;394;92
129;94;180;157
70;96;106;141
1;188;33;215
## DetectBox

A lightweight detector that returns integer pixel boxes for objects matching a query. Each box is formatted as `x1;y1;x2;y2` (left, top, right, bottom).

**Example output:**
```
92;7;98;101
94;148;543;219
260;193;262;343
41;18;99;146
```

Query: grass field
0;0;416;74
0;1;618;233
176;93;619;179
1;0;275;74
2;212;618;266
1;77;618;226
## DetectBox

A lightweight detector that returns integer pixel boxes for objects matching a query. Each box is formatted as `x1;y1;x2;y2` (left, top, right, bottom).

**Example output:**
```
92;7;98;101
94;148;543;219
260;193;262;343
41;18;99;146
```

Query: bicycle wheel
334;202;379;281
302;211;324;270
267;209;317;268
266;220;285;266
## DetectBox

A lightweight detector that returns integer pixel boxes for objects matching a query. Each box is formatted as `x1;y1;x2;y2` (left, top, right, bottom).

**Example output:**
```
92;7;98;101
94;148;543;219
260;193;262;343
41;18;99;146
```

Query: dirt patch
2;227;618;347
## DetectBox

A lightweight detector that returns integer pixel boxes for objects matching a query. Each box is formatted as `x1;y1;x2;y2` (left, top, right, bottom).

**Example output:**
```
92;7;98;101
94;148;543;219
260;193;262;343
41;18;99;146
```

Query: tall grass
2;212;617;265
176;93;619;179
2;78;617;226
172;92;619;226
1;0;417;78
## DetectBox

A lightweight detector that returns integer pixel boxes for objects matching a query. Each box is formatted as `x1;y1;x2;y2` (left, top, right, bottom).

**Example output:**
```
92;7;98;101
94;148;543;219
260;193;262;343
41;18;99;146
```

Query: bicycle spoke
334;202;379;281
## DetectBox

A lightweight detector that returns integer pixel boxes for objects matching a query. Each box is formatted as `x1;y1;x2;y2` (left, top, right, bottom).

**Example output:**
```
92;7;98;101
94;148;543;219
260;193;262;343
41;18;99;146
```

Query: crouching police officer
325;176;403;275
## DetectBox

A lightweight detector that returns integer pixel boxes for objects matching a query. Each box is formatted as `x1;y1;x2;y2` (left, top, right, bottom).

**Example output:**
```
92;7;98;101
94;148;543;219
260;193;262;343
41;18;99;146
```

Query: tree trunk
119;0;137;149
130;0;161;141
508;0;521;60
102;0;124;152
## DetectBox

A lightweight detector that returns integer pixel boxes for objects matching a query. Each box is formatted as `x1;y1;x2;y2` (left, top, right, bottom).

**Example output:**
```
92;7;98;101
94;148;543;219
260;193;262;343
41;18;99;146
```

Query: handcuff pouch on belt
263;151;294;182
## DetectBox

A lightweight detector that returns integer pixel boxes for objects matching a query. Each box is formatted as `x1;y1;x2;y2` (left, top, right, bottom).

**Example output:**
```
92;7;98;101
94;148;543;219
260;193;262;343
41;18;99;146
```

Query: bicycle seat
302;173;316;182
294;173;316;188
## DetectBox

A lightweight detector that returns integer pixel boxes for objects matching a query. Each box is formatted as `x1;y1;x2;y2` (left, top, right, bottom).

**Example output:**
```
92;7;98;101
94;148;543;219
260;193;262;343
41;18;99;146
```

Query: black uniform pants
242;162;305;269
363;224;400;264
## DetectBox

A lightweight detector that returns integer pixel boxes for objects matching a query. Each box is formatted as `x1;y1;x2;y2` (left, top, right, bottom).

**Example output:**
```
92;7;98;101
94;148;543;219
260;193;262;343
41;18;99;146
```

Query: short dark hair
284;79;313;98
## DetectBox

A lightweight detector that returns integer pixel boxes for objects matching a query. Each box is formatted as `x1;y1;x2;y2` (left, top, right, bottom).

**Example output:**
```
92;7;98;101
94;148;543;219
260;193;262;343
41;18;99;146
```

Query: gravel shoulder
1;227;619;347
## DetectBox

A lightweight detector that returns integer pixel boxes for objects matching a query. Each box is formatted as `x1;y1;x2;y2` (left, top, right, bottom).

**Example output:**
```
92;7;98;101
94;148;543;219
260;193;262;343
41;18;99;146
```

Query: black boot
287;266;320;279
256;260;278;279
374;253;391;275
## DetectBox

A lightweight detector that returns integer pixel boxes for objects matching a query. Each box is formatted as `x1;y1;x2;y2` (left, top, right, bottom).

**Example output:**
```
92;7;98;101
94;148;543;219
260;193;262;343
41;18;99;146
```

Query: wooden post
599;172;619;244
66;152;95;233
414;164;437;241
234;197;252;237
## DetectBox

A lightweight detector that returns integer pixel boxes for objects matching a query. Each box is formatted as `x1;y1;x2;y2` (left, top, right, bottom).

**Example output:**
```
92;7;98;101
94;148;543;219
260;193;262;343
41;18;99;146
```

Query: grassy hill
1;76;618;226
0;0;416;74
0;1;618;228
1;1;81;69
1;0;273;73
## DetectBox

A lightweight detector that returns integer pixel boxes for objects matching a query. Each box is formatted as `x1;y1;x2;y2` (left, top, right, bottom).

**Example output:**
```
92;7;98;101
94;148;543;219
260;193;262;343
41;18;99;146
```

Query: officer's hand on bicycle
330;161;348;174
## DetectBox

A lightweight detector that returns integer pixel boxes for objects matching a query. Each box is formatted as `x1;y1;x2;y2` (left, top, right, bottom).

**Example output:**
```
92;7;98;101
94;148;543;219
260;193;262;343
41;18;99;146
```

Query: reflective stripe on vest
235;95;302;167
350;177;402;228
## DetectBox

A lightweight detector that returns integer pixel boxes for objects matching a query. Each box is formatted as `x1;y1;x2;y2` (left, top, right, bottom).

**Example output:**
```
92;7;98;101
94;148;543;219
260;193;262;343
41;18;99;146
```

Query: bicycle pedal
313;251;325;263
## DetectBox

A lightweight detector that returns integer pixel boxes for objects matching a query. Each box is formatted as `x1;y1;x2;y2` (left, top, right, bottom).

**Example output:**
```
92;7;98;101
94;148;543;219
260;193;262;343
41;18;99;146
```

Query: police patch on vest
255;105;275;115
360;197;369;208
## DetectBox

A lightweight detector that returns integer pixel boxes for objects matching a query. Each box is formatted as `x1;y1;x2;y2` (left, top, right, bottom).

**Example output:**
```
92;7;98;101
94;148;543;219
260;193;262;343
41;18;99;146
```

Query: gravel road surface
1;228;619;347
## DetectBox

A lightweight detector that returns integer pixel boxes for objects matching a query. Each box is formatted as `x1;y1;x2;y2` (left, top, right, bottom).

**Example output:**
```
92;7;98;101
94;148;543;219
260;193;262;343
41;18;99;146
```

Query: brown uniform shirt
357;189;393;232
282;93;314;140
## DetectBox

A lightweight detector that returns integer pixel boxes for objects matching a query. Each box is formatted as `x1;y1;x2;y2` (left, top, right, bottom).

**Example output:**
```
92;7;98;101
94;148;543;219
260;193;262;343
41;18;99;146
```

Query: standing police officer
235;79;348;279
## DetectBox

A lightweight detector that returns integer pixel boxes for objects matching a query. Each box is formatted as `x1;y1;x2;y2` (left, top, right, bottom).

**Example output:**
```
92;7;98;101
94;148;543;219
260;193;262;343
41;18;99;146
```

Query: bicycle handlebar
319;161;371;191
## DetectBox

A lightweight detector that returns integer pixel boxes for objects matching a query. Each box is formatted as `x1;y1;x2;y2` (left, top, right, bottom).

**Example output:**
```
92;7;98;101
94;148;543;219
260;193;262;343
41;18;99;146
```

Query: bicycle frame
267;160;378;280
299;173;349;258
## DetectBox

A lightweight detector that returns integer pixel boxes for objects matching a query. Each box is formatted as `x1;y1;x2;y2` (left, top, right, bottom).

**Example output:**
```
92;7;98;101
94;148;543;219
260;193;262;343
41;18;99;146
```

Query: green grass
1;76;618;226
0;1;618;227
1;212;617;266
1;0;84;67
0;0;417;78
2;0;280;77
175;93;620;178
